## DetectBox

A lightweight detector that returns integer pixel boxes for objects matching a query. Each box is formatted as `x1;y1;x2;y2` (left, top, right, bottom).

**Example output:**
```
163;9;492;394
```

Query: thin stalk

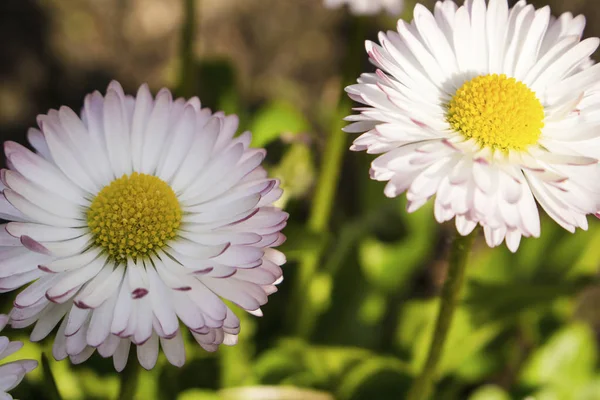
291;17;366;338
118;350;141;400
407;231;476;400
293;102;348;338
177;0;198;98
41;353;63;400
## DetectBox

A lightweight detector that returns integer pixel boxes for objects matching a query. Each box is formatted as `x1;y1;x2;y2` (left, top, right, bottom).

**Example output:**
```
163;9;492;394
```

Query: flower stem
118;350;141;400
177;0;198;98
407;231;476;400
290;17;365;339
293;97;349;339
41;353;63;400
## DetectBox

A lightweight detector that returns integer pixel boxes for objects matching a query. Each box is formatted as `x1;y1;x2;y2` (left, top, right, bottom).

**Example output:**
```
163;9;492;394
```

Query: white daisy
0;315;37;400
324;0;404;16
0;81;287;370
345;0;600;252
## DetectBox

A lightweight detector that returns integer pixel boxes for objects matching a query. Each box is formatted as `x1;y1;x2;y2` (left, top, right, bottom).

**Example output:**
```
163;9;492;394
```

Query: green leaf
578;377;600;400
254;346;308;385
219;300;258;388
253;340;373;392
358;201;436;294
468;385;512;400
250;101;310;148
119;352;144;400
195;59;239;112
520;323;597;391
309;272;333;313
357;291;387;325
464;280;591;322
454;344;501;383
336;357;412;400
271;143;316;207
177;389;221;400
567;226;600;278
41;353;63;400
396;300;504;376
219;386;334;400
278;223;329;261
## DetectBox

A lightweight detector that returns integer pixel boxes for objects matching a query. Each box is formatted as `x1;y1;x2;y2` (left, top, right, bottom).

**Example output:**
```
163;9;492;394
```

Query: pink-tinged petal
147;267;178;337
160;330;186;367
45;257;105;302
137;332;159;370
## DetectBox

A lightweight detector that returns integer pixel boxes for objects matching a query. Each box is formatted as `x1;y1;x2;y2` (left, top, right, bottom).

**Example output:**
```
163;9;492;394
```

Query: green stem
177;0;198;98
407;231;476;400
308;107;348;233
291;17;366;339
118;351;141;400
293;104;348;338
41;353;63;400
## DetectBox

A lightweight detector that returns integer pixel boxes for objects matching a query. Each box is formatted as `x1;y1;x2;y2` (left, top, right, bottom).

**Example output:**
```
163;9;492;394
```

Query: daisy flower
0;315;37;400
0;81;287;370
345;0;600;252
324;0;404;16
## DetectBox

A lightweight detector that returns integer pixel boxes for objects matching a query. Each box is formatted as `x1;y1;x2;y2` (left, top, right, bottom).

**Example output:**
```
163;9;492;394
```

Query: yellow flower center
87;173;182;261
446;74;545;151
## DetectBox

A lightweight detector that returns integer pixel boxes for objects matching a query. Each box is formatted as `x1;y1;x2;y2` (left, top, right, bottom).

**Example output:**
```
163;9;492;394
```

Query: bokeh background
1;0;600;399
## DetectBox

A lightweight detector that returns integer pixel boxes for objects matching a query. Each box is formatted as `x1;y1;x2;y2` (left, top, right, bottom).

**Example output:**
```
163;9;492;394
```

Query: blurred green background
1;0;599;399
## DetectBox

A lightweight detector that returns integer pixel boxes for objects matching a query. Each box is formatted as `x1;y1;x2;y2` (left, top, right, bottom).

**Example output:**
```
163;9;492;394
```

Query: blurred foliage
1;0;600;399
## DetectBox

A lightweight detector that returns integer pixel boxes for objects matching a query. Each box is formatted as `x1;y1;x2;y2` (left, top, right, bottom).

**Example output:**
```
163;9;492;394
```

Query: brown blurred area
0;0;348;147
1;0;599;146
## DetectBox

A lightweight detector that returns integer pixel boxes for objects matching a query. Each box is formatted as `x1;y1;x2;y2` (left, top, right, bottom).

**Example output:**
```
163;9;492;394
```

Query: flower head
0;315;37;399
324;0;404;16
346;0;600;251
0;81;287;370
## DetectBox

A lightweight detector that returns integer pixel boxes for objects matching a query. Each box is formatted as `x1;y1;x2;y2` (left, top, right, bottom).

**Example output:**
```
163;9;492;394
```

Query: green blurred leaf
271;143;316;207
177;389;221;400
358;201;436;294
464;280;592;322
41;353;62;400
577;377;600;400
567;227;600;279
520;323;597;391
196;59;239;112
220;386;334;400
219;306;258;388
250;101;310;148
396;300;504;376
309;272;333;313
278;223;329;261
77;367;119;399
336;357;411;400
253;340;372;392
254;344;308;385
468;216;600;288
454;344;501;383
396;299;436;371
468;385;511;400
358;291;387;325
464;219;600;325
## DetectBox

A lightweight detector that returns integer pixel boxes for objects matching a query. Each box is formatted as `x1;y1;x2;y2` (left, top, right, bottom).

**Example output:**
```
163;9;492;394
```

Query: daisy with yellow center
87;173;182;260
446;74;545;151
346;0;600;251
0;81;287;370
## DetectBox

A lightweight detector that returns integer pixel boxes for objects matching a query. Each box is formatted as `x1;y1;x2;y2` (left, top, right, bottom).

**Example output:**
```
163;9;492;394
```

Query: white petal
137;332;159;370
103;89;133;177
160;330;185;367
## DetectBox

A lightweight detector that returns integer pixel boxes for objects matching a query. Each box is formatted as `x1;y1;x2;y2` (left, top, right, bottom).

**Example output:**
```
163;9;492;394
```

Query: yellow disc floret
446;74;545;151
87;173;181;261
